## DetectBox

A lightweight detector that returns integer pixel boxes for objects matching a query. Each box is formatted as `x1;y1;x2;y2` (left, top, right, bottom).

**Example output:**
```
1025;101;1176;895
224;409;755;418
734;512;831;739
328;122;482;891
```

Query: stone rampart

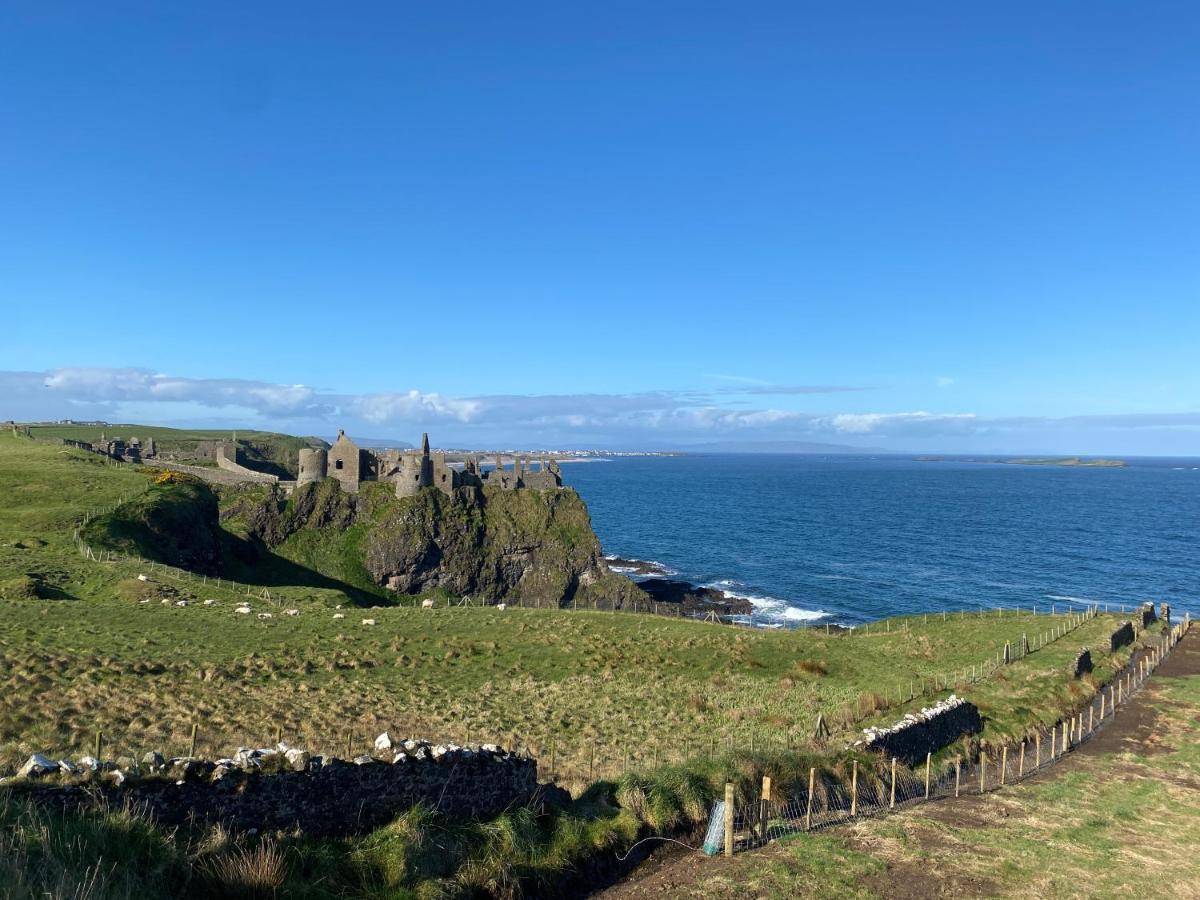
215;454;279;483
1137;602;1157;629
155;461;278;486
855;695;982;766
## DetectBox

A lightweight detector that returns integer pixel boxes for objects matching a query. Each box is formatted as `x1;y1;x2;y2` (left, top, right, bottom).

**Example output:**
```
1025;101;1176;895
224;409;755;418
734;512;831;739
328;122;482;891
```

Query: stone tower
395;432;435;498
297;448;328;485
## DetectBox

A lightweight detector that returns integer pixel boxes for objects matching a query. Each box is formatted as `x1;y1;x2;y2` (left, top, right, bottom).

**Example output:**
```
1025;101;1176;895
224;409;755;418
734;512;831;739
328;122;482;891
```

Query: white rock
58;759;80;775
204;598;218;606
161;598;172;605
235;606;252;614
353;754;374;765
18;754;57;778
78;755;101;771
285;748;310;771
175;600;189;607
257;612;273;620
285;609;299;617
374;731;394;752
139;599;151;604
137;574;149;582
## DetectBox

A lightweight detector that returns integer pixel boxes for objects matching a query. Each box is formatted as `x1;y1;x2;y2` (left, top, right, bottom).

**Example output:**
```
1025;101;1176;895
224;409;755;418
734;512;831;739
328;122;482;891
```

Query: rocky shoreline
605;558;754;618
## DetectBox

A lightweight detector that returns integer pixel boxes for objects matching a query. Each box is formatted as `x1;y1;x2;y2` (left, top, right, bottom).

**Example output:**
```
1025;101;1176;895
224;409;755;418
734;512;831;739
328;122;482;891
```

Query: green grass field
0;428;1185;898
644;639;1200;900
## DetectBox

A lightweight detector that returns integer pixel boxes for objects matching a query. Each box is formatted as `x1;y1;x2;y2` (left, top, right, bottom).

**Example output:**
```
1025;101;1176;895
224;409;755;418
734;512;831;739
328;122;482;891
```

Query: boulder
18;753;58;778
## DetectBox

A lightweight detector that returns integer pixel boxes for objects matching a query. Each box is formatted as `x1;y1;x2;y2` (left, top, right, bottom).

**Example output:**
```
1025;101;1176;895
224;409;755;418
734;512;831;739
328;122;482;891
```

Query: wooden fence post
1089;705;1094;733
1019;740;1025;777
761;776;772;841
850;760;859;815
190;723;198;758
955;757;961;797
94;730;103;761
1000;746;1007;786
589;743;595;781
889;758;897;809
724;783;735;858
805;767;816;829
924;752;932;798
979;753;986;793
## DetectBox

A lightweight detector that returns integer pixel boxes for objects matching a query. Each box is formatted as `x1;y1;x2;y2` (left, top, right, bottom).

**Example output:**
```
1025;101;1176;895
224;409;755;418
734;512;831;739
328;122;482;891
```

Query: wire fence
715;615;1191;856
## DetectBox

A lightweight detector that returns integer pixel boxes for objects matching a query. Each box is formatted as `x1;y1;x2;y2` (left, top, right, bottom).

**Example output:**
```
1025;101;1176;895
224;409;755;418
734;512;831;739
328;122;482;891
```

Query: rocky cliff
226;479;646;608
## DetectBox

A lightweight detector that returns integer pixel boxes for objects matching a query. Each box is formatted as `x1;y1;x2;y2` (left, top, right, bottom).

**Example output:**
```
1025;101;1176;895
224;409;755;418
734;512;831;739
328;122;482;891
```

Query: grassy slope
667;640;1200;900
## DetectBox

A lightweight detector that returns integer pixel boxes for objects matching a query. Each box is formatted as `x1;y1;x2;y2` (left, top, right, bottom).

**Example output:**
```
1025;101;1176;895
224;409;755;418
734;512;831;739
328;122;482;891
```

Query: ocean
559;454;1200;626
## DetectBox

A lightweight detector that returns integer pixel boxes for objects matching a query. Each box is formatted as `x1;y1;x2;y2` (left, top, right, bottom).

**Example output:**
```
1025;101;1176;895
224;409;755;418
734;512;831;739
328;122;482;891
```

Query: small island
1001;457;1127;468
917;456;1127;468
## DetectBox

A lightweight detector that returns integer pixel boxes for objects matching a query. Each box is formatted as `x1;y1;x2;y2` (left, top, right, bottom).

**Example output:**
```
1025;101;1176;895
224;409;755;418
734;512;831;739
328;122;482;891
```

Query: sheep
361;618;376;626
203;598;218;606
235;606;252;615
284;609;300;617
257;612;273;620
421;599;435;609
496;603;507;611
333;613;345;620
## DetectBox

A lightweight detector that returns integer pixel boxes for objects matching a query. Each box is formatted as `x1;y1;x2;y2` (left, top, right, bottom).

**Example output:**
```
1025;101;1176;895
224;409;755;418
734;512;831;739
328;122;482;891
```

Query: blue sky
3;2;1198;452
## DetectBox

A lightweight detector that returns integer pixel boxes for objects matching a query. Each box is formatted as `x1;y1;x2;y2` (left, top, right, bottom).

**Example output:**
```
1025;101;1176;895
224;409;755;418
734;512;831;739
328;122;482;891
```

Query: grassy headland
0;428;1183;897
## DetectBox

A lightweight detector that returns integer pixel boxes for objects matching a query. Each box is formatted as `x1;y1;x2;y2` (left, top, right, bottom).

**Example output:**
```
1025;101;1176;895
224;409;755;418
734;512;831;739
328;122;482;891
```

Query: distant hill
24;422;325;478
679;439;888;454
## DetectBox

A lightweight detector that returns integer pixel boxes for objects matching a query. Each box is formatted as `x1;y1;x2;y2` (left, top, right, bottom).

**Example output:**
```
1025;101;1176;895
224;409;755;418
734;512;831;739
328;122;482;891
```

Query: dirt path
592;629;1200;899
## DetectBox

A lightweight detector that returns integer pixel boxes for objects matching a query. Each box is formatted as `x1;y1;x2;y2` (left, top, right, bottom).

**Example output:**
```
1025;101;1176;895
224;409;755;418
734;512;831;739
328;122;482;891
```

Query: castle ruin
298;431;562;498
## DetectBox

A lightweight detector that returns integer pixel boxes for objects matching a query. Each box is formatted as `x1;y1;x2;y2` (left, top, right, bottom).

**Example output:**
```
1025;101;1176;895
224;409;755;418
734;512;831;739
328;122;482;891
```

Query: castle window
335;460;344;470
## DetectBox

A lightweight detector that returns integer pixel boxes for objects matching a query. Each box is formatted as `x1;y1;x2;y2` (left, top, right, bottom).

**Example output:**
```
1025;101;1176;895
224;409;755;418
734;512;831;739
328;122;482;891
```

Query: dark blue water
560;455;1200;626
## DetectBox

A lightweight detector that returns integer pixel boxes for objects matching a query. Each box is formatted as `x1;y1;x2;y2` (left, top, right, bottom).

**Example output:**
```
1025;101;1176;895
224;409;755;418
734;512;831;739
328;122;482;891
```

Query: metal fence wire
727;618;1189;854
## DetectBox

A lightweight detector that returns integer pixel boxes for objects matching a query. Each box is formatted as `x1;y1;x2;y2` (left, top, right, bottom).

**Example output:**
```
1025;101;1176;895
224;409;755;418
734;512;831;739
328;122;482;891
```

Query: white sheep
333;613;345;620
203;598;218;606
496;603;507;611
421;599;435;609
361;618;376;626
284;609;300;617
137;574;149;582
257;612;273;620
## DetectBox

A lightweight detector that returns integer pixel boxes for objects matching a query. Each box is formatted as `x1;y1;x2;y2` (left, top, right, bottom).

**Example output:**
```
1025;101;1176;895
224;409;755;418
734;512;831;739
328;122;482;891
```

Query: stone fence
855;695;983;767
7;738;537;837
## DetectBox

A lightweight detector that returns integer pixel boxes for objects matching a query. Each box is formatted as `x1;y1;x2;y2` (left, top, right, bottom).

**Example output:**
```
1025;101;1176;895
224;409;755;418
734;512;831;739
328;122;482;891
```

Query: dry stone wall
1110;621;1135;651
855;695;983;766
8;740;536;837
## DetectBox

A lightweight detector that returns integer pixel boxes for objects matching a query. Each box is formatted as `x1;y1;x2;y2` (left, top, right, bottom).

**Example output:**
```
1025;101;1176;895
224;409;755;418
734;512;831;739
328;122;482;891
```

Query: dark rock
636;579;754;618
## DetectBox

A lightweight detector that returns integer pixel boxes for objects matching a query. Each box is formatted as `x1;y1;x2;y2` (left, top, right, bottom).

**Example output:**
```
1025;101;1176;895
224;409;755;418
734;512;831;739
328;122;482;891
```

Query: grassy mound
82;472;223;575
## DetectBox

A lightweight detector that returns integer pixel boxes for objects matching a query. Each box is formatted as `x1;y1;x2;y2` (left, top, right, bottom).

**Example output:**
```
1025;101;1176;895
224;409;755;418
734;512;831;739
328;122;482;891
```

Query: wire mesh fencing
718;616;1190;855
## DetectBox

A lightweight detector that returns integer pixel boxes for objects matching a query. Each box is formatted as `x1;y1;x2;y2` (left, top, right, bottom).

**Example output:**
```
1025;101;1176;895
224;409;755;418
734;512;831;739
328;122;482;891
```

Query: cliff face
232;480;645;608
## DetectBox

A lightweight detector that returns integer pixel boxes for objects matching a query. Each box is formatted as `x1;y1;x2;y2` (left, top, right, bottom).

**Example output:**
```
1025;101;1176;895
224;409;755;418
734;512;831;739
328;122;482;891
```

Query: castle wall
327;431;362;493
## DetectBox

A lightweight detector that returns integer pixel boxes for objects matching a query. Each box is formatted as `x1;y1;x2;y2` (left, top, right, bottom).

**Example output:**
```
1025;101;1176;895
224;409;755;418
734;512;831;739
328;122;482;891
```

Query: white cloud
819;411;978;435
5;366;1198;453
936;376;955;387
